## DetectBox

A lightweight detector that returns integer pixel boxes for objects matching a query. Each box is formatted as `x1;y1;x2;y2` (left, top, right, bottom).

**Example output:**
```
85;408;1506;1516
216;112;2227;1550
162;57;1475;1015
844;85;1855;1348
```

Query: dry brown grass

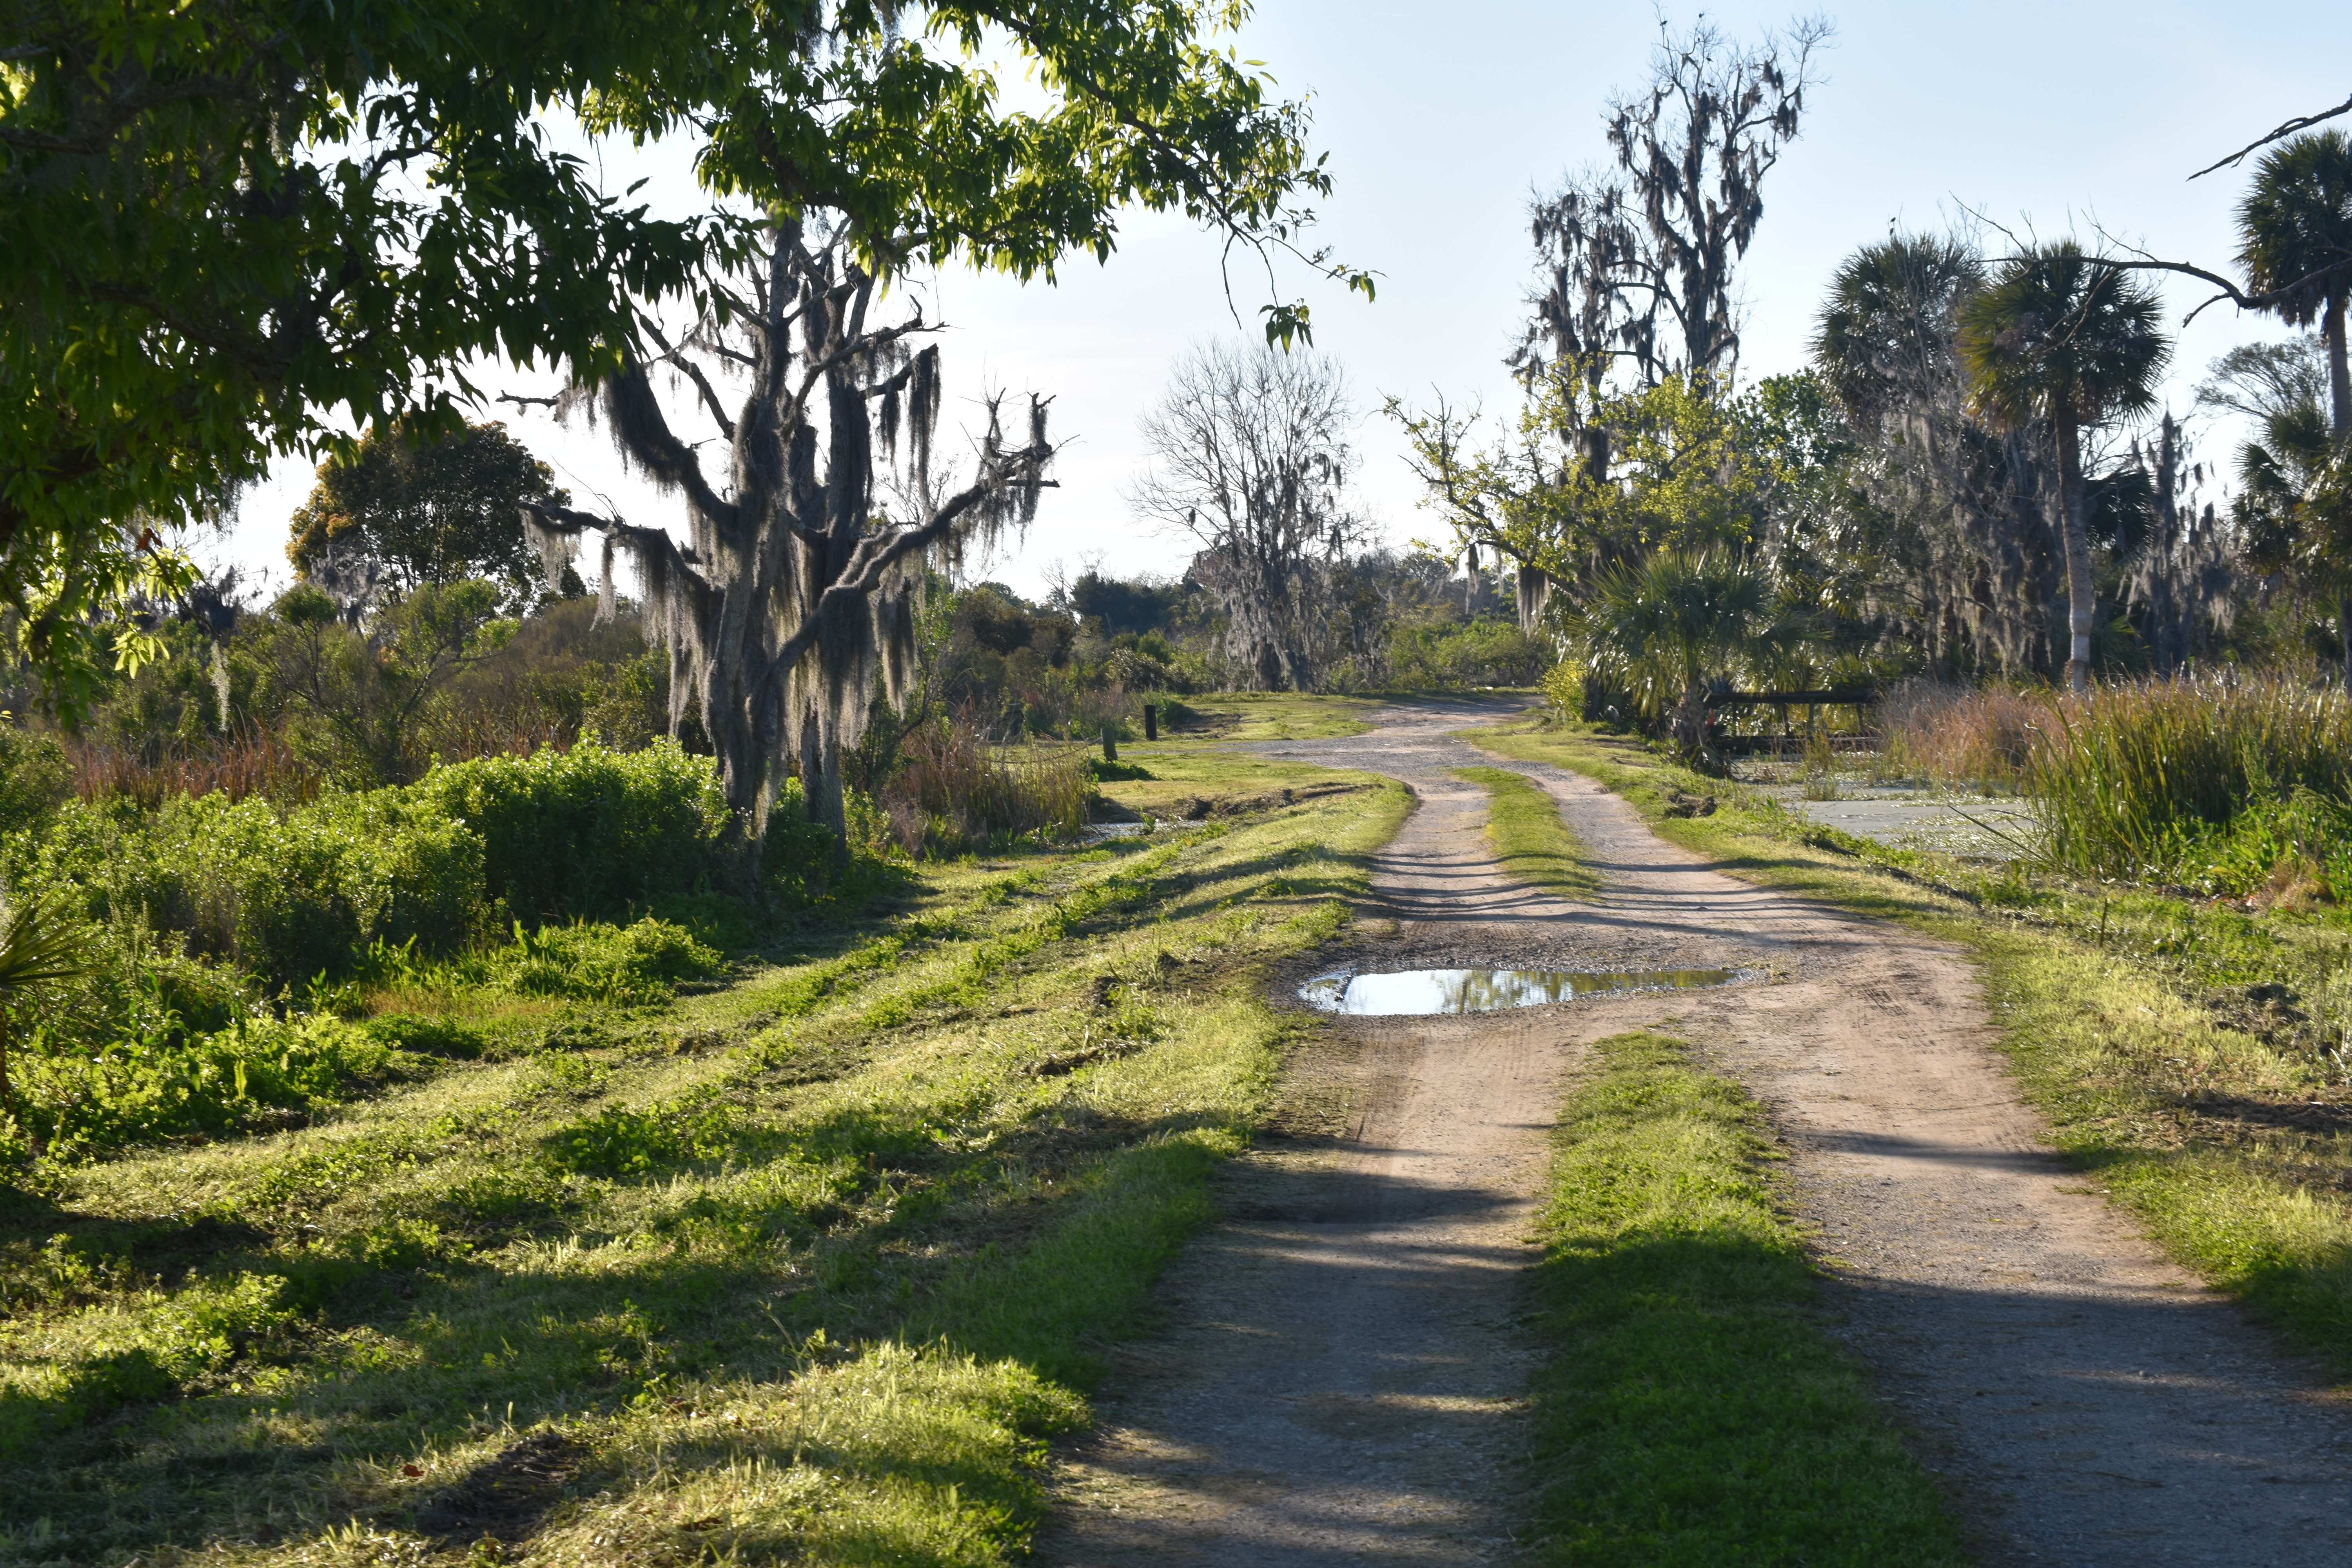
69;727;322;806
1878;680;2046;792
881;716;1090;855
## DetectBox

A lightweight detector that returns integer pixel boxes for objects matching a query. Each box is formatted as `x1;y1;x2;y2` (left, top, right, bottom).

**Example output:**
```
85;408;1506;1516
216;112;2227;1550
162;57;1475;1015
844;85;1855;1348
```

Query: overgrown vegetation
0;742;1409;1567
1527;1029;1967;1566
1478;718;2352;1375
1879;676;2352;900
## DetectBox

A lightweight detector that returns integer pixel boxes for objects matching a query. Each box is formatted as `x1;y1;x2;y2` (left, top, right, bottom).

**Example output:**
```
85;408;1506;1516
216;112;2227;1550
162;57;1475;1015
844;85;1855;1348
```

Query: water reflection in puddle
1298;966;1742;1016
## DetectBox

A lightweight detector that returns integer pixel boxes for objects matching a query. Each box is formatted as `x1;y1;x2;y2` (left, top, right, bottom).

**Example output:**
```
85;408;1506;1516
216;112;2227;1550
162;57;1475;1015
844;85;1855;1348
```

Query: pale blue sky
213;2;2352;602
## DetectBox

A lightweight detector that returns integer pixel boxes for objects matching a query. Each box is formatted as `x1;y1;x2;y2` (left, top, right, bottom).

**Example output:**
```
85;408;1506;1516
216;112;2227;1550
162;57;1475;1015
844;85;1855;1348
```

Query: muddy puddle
1298;965;1744;1016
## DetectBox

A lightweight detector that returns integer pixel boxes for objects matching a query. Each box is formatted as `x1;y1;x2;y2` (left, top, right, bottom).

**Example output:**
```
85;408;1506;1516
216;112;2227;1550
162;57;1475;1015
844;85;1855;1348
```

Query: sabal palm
1811;233;1984;427
2238;401;2352;683
1568;549;1804;769
2237;129;2352;436
1958;241;2170;691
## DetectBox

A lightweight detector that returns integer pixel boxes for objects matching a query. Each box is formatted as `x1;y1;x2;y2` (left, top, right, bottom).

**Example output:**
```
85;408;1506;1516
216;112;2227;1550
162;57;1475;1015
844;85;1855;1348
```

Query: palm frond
0;895;85;998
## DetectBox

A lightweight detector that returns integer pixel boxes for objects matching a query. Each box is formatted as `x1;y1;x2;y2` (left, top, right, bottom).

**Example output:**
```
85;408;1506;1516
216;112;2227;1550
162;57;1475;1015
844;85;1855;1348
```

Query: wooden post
1143;704;1158;741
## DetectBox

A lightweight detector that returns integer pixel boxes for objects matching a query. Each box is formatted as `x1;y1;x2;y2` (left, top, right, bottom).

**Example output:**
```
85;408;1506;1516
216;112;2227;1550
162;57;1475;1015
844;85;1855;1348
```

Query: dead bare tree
1519;14;1831;392
512;220;1050;857
1129;342;1364;691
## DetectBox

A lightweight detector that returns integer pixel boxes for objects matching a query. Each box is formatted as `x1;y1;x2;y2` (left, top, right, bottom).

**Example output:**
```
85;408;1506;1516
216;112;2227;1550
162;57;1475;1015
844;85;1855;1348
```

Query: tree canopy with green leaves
287;421;568;609
3;0;1363;703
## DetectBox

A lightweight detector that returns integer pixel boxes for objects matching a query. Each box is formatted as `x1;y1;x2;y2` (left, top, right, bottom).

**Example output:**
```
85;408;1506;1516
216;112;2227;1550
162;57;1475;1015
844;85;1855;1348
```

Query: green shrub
8;1010;421;1163
474;917;725;1005
6;791;485;990
419;739;732;922
0;728;69;835
147;790;486;980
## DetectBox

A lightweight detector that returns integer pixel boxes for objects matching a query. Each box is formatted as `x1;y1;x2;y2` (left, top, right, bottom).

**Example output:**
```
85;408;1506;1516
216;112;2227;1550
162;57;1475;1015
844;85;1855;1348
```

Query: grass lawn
1471;718;2352;1377
1527;1030;1967;1567
0;751;1408;1568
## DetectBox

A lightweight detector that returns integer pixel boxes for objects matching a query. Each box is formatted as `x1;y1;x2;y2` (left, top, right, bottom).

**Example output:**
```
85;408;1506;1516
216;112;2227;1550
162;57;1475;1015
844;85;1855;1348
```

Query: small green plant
1800;726;1841;800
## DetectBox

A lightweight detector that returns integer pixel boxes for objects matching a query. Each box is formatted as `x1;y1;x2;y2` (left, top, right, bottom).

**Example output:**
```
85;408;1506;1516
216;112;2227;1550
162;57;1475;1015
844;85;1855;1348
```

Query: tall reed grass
1886;676;2352;895
69;729;321;808
2027;676;2352;887
881;720;1090;855
1879;680;2042;793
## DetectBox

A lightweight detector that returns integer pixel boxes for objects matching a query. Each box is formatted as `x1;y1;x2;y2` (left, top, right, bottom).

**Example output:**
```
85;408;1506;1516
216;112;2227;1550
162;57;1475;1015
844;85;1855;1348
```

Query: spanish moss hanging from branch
513;219;1053;859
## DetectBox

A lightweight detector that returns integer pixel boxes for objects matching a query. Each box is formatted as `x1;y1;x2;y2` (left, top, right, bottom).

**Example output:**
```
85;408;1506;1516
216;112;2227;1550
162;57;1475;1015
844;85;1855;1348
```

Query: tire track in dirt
1039;701;2352;1566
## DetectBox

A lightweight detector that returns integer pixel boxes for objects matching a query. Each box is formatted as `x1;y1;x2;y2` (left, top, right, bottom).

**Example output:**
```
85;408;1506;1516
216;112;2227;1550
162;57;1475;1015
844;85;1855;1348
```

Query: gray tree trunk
2054;416;2095;693
2326;289;2351;438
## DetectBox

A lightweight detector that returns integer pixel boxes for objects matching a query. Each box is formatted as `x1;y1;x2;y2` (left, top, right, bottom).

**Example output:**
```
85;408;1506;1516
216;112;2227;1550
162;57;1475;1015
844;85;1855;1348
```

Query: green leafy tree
1959;242;2171;691
288;421;568;609
1392;371;1796;628
3;0;713;699
5;0;1360;711
245;580;509;784
2236;130;2352;436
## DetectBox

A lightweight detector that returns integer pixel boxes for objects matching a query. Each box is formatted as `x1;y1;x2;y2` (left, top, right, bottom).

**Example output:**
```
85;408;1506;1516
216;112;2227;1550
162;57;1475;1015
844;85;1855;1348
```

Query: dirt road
1040;702;2352;1566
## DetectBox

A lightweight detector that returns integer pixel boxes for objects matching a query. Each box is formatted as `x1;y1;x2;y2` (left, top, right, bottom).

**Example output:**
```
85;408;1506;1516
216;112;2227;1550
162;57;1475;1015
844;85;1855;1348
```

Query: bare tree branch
2192;92;2352;179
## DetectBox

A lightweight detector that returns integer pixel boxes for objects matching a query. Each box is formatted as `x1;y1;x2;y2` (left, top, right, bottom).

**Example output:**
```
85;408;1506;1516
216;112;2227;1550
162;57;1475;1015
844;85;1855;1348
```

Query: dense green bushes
418;738;731;922
8;739;732;993
0;738;744;1166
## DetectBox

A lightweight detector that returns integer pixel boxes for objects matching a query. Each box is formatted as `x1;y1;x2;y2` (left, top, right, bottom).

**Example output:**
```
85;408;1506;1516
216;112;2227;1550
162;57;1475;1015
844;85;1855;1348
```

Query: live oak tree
288;421;569;610
505;3;1365;858
1520;14;1830;392
513;223;1052;854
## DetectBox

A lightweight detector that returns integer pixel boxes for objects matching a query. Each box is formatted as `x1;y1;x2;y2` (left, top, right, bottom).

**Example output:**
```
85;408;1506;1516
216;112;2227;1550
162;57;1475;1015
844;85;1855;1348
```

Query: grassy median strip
0;751;1410;1568
1475;719;2352;1377
1528;1030;1968;1567
1455;764;1602;903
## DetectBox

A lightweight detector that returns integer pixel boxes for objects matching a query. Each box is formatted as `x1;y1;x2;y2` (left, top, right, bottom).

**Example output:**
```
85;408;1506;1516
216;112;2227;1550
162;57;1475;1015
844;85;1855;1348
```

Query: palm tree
2237;130;2352;437
1565;550;1809;773
2237;401;2352;684
1959;242;2171;692
1811;233;1984;428
0;893;83;1107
